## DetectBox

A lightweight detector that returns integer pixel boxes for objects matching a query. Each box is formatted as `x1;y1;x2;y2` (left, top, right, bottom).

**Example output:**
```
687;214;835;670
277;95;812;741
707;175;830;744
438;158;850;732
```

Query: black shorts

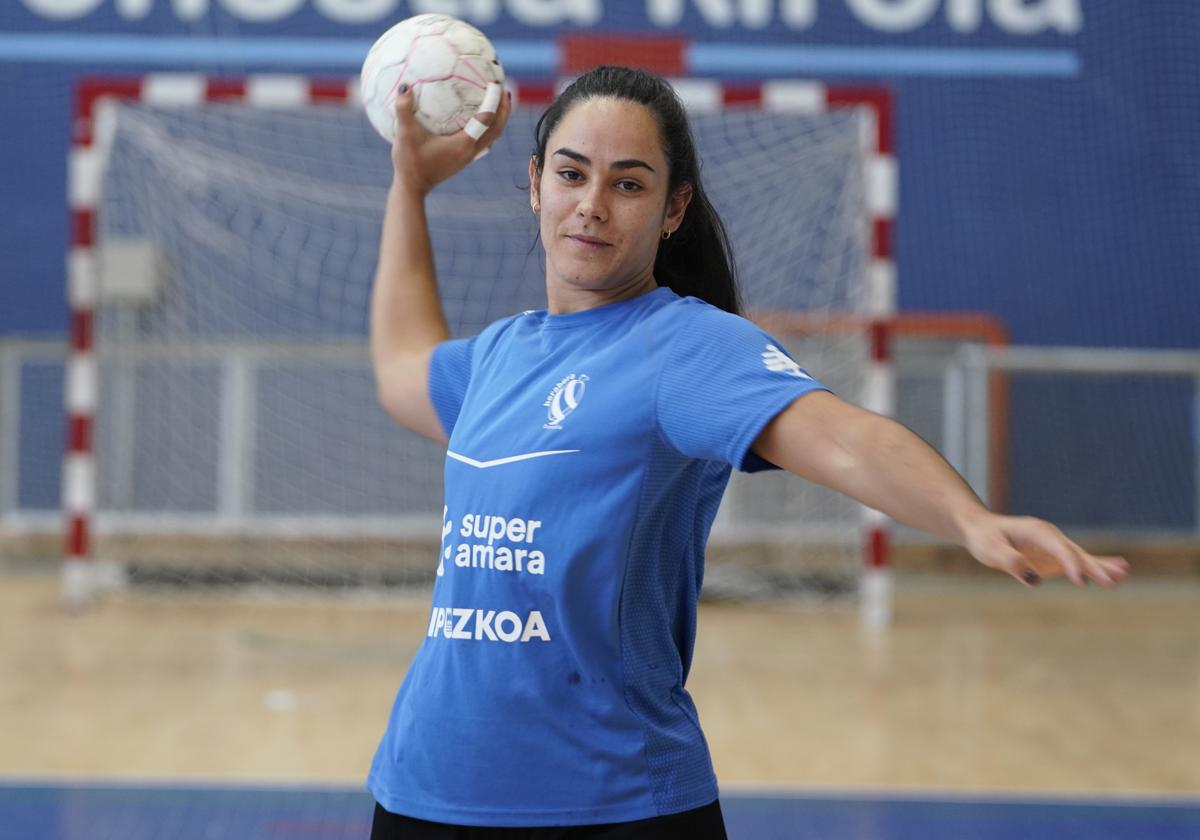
370;799;728;840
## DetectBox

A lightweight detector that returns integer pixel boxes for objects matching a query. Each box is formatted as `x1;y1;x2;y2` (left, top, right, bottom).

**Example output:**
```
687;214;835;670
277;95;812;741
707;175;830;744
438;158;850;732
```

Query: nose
575;181;608;223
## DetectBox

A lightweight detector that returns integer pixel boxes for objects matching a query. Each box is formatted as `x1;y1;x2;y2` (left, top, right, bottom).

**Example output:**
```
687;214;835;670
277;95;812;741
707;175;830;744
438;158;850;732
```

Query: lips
568;235;609;246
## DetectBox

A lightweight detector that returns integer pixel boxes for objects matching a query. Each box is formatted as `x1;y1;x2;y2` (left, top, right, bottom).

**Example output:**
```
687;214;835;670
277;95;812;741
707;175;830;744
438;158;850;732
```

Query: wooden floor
2;570;1197;799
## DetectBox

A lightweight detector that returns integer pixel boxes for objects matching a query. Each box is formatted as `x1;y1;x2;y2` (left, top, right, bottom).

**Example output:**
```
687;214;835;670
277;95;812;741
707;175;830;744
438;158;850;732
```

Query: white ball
360;13;505;142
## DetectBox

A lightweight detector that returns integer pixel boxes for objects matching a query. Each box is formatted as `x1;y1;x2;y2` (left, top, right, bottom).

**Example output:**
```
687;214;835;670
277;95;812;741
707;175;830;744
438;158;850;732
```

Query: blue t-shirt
368;286;827;827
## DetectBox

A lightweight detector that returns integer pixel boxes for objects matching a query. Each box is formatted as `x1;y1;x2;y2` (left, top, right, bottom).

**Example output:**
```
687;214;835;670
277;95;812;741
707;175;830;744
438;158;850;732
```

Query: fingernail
1021;569;1041;586
398;83;408;94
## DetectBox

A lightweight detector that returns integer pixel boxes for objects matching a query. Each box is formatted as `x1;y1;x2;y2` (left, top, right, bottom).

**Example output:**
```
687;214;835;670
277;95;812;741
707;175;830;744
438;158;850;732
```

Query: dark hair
531;66;742;315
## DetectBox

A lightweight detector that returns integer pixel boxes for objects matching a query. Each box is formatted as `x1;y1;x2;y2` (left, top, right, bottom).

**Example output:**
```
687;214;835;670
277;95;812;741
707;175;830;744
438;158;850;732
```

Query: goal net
71;75;887;602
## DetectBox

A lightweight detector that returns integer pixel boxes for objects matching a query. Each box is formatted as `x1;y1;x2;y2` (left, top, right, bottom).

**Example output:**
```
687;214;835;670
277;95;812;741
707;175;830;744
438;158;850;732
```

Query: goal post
63;72;897;621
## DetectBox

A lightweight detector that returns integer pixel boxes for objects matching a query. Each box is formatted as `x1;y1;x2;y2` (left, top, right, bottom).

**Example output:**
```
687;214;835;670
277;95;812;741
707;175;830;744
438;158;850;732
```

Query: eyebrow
553;147;656;173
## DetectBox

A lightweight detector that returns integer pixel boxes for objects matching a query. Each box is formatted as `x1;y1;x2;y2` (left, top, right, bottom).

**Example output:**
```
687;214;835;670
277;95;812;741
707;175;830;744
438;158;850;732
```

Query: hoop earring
662;229;672;241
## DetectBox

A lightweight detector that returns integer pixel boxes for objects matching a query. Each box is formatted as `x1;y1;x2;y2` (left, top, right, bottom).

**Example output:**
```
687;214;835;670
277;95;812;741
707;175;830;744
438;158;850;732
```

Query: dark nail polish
398;84;408;94
1021;569;1040;586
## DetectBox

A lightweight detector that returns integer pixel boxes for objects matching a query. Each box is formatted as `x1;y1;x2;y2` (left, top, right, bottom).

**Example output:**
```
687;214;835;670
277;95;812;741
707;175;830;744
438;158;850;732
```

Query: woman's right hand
390;81;511;196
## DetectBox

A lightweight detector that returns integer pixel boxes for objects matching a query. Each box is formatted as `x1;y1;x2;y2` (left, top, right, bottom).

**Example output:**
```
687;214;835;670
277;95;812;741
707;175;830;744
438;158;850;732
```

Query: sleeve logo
761;344;812;379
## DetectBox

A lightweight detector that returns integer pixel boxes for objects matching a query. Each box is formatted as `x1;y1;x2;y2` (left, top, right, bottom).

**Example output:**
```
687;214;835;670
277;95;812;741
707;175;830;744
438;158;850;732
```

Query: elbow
372;355;404;418
375;375;406;423
797;414;877;488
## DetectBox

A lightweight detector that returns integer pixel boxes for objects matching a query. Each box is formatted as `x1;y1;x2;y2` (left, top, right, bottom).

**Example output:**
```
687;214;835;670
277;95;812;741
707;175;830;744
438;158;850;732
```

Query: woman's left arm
751;391;1131;588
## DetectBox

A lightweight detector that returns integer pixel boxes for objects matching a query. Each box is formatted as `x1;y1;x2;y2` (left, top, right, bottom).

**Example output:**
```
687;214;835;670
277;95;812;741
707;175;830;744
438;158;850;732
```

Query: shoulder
470;310;536;355
652;292;765;342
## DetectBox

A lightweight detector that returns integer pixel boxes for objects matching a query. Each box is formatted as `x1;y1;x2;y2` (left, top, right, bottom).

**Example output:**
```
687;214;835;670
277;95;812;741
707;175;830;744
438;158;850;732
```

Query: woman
366;66;1129;839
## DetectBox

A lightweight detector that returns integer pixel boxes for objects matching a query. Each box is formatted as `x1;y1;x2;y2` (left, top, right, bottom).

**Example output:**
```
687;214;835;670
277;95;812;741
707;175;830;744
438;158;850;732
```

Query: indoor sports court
2;3;1199;839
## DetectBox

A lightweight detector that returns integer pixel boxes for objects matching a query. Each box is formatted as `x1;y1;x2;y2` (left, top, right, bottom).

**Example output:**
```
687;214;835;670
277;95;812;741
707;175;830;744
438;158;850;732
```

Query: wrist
390;169;429;199
950;503;995;547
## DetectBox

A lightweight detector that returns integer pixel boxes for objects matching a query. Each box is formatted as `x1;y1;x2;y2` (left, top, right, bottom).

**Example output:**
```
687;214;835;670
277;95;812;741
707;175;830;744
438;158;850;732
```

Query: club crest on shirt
543;373;589;430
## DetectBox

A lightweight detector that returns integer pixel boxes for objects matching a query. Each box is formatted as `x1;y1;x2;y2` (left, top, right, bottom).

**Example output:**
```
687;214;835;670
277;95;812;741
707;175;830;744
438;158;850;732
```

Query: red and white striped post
61;78;124;609
63;75;359;607
832;87;897;627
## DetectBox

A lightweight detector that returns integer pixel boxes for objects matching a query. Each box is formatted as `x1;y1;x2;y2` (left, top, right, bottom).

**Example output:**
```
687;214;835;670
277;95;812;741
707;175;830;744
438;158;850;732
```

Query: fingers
969;530;1043;589
464;82;503;140
973;515;1132;590
1073;551;1131;589
390;83;425;145
1012;519;1131;589
1046;531;1131;589
492;86;513;138
461;85;511;165
1003;546;1042;589
1039;528;1086;586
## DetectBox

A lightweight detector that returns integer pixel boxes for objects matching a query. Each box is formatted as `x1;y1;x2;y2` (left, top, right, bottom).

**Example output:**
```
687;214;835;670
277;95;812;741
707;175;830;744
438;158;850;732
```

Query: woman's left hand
960;512;1131;588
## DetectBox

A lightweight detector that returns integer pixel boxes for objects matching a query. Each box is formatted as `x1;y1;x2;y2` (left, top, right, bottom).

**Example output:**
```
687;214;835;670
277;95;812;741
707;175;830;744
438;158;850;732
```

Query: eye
616;180;643;192
557;169;583;182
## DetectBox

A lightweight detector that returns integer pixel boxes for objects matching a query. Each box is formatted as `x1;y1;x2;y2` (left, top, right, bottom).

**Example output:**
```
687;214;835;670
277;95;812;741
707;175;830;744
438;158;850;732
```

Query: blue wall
2;1;1197;526
4;3;1198;344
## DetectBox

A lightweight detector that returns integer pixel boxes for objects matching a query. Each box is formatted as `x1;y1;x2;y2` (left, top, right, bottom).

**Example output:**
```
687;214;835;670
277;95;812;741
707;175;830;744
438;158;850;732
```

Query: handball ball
361;13;505;142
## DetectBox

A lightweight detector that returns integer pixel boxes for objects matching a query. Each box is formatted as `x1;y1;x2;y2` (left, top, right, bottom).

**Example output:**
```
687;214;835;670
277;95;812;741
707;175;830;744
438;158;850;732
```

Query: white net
91;88;870;596
961;349;1200;540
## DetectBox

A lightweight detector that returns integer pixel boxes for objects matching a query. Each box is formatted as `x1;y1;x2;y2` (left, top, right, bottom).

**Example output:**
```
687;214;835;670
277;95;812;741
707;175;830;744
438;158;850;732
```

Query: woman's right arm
370;83;509;443
370;181;450;443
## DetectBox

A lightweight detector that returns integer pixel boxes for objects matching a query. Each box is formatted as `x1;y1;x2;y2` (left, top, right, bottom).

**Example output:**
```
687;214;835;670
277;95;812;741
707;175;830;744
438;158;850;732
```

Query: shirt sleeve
656;307;830;473
427;336;477;438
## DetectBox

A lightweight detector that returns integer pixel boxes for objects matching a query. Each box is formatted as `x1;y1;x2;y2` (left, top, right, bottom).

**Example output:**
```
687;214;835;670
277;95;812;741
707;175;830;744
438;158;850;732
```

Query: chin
551;262;609;288
561;275;610;290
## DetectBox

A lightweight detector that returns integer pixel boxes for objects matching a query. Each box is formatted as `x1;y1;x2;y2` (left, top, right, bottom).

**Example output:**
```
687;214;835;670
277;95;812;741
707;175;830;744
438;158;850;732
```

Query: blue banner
7;0;1085;42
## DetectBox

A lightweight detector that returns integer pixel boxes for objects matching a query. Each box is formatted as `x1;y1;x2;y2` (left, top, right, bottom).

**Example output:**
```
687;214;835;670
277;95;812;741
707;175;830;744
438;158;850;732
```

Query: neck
546;270;658;316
